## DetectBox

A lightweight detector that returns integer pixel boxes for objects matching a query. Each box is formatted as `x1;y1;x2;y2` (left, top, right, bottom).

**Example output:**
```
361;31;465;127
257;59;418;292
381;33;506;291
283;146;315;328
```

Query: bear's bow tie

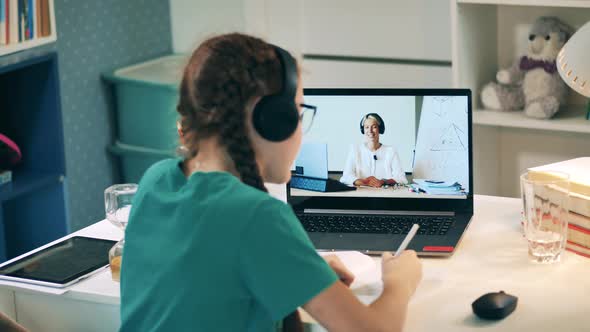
519;56;557;74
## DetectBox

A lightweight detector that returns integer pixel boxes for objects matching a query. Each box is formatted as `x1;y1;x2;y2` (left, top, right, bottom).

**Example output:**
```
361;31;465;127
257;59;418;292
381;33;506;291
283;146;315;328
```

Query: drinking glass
520;171;569;264
104;183;138;281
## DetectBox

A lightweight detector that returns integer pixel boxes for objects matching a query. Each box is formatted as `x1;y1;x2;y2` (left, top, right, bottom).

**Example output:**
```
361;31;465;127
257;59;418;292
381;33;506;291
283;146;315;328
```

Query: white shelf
0;36;57;56
473;108;590;133
457;0;590;8
453;0;590;198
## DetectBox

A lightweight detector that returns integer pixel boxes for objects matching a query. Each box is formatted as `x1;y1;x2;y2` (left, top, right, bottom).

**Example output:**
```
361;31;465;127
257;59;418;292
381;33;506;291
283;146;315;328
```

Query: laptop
288;89;473;256
291;143;356;192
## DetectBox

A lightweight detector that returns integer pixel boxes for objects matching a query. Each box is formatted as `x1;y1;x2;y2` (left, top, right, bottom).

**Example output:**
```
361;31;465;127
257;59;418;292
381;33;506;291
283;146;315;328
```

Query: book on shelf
0;0;5;45
20;0;30;40
9;0;17;43
0;0;49;46
34;0;38;38
528;158;590;258
39;0;48;36
23;0;32;40
17;0;22;41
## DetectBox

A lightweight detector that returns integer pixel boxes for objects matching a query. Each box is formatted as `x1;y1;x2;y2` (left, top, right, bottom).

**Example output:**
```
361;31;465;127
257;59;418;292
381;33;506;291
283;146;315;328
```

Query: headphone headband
251;45;300;142
360;113;385;134
272;45;298;103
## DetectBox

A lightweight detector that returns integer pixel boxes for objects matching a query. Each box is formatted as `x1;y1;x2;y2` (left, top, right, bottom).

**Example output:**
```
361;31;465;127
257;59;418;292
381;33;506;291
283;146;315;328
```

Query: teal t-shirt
119;159;338;332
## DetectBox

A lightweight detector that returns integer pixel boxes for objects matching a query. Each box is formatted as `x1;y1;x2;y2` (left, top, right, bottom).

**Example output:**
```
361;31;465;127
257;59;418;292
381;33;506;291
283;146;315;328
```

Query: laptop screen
294;142;329;179
289;89;471;200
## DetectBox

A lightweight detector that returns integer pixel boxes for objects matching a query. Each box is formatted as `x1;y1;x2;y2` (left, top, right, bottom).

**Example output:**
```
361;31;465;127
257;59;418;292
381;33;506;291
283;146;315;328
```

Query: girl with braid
119;33;422;332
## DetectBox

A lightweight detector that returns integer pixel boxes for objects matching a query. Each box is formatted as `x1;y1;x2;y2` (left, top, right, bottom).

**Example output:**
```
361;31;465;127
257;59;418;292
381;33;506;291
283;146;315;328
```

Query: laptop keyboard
290;177;325;191
296;214;455;236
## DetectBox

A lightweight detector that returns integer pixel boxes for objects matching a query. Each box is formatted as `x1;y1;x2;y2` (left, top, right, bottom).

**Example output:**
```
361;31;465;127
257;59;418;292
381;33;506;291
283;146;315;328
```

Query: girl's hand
381;251;422;297
323;255;355;287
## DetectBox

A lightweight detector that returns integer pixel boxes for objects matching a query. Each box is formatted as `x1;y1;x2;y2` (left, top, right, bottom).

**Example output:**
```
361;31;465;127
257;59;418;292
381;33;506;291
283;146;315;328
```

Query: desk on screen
290;186;466;199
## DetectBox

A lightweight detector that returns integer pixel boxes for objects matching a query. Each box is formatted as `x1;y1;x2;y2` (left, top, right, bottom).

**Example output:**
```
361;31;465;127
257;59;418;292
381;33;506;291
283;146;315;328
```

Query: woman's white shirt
340;143;408;185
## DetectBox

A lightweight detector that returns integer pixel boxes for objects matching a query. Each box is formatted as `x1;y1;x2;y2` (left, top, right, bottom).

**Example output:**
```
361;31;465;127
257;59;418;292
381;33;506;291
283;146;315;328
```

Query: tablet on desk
0;236;117;288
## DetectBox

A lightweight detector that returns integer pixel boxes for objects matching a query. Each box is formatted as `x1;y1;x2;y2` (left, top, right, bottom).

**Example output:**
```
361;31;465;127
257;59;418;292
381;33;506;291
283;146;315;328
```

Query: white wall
302;0;451;61
303;60;452;88
169;0;246;53
169;0;452;86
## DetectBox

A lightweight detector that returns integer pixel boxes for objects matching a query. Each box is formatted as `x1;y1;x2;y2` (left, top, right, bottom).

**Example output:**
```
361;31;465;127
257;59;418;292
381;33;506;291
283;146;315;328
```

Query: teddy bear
481;17;575;119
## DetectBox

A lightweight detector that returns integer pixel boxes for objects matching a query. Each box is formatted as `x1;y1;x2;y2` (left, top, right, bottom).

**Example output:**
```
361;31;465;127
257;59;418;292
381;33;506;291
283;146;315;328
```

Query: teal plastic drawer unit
103;54;187;182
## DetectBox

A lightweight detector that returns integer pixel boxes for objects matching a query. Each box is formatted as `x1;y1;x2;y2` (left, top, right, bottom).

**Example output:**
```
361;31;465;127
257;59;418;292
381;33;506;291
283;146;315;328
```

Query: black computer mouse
472;291;518;320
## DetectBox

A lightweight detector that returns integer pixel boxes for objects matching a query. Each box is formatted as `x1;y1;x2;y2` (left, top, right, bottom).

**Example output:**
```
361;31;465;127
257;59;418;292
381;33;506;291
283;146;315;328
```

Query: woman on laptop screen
340;113;408;187
119;33;422;332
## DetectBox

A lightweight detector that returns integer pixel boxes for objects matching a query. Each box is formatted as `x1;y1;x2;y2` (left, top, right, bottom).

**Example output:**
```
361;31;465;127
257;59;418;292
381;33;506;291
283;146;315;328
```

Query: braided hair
177;33;303;332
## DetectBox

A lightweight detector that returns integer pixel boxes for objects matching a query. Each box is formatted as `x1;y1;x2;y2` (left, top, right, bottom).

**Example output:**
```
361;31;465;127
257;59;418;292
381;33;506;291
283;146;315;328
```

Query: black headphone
359;113;385;134
251;45;299;142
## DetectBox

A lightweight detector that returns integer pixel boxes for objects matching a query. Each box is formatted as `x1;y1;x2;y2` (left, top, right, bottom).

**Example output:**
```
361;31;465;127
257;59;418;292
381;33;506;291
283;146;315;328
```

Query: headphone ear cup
252;96;299;142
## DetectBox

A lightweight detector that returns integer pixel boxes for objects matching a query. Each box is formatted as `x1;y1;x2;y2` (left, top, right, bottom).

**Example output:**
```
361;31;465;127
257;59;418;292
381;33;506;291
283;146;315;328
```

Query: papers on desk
318;251;382;294
412;179;466;195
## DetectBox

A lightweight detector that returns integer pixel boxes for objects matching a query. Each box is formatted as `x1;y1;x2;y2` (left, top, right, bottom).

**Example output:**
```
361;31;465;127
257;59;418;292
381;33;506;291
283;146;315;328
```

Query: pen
394;224;420;257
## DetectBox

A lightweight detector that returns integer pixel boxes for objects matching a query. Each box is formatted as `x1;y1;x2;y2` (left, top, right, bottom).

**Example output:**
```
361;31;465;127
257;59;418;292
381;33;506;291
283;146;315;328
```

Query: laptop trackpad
308;233;405;252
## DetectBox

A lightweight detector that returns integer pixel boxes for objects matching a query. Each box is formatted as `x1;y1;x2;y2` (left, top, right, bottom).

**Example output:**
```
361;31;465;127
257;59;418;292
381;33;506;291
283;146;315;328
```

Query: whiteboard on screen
412;96;469;191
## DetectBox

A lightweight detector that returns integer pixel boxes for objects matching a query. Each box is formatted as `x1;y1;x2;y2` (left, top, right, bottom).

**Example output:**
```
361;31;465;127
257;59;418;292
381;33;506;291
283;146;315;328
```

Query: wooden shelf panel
0;170;64;202
473;108;590;133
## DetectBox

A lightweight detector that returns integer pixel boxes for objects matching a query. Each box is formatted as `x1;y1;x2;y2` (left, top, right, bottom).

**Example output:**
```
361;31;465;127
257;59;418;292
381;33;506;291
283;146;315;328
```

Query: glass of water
105;183;137;230
520;171;569;264
104;183;138;281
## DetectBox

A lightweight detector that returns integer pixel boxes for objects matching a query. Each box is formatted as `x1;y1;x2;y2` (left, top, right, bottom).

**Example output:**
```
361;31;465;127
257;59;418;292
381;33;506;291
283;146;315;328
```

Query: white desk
1;195;589;332
0;222;122;332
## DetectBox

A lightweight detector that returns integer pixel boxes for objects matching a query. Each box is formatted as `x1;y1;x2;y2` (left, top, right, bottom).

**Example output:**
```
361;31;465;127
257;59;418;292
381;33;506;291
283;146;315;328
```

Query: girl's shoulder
195;174;283;211
205;182;295;231
148;158;181;174
225;182;285;211
139;158;182;186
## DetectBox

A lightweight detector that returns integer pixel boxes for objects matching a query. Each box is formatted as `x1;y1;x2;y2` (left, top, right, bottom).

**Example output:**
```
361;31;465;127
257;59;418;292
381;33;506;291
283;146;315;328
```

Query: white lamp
557;21;590;119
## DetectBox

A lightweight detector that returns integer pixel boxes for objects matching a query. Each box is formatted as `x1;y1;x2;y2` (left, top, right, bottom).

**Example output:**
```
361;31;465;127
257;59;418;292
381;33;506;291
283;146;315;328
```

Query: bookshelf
0;0;56;57
0;51;68;262
451;0;590;197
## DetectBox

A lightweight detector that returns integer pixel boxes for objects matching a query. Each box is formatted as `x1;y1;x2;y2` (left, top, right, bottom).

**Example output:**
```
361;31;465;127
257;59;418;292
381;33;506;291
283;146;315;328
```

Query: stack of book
528;158;590;258
411;179;465;196
0;0;52;46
